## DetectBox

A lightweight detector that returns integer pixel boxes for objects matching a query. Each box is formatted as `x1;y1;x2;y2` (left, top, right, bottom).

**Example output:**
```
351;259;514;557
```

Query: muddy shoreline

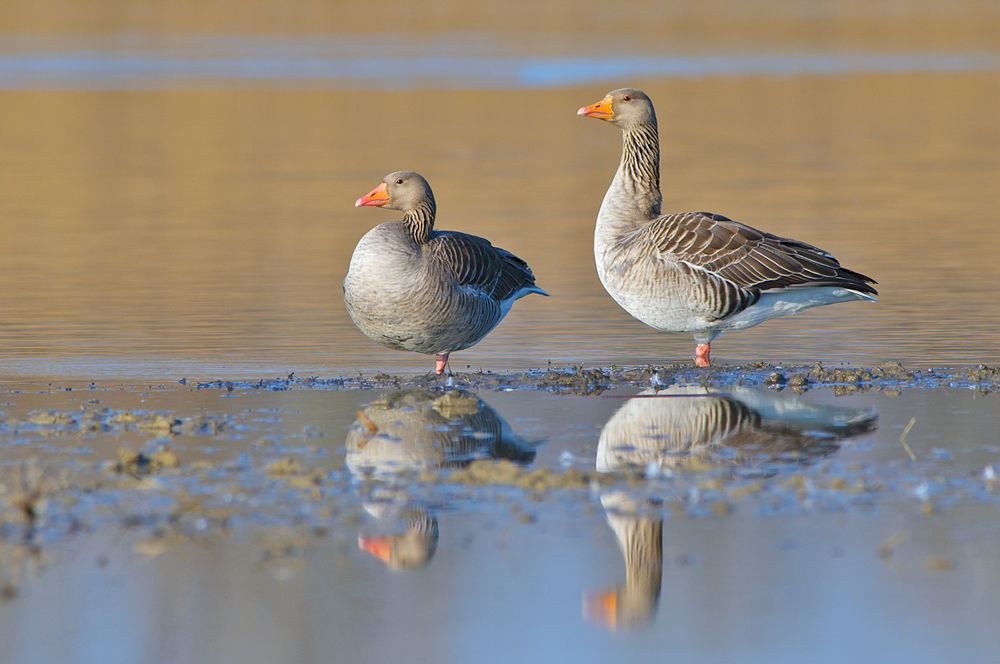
1;360;999;615
189;361;1000;395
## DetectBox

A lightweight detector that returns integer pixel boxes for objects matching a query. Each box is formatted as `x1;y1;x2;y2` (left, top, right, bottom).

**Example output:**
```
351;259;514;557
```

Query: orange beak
582;589;618;630
355;182;389;207
577;96;613;120
359;535;392;563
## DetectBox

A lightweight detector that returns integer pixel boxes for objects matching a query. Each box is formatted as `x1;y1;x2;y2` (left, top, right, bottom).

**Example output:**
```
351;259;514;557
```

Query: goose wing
641;211;878;295
428;230;544;302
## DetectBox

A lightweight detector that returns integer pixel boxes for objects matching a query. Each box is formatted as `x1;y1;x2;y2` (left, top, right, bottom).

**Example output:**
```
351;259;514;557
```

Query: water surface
0;379;998;662
1;2;998;662
0;2;999;376
1;70;998;376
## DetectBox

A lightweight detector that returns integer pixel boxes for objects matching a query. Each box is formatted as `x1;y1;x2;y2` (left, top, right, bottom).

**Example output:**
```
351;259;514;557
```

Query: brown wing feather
643;211;878;296
426;231;541;302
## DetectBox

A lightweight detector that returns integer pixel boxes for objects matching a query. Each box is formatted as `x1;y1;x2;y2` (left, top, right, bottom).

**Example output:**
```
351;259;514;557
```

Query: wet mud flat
195;360;1000;394
1;363;1000;662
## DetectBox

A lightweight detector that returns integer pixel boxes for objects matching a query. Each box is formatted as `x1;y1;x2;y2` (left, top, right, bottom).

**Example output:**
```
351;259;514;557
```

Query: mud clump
109;412;227;436
808;365;868;386
265;458;325;498
961;365;1000;384
447;459;613;493
787;373;810;388
764;372;787;387
266;458;305;477
869;361;917;382
27;411;79;427
536;368;610;395
19;409;226;437
116;446;179;475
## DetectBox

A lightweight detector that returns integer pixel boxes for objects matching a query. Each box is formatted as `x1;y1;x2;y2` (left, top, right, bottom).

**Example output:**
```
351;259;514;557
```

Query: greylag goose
578;89;878;366
345;171;548;374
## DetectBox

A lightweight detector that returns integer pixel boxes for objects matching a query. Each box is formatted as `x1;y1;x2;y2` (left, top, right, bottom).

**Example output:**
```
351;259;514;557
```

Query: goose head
577;88;656;130
355;170;436;212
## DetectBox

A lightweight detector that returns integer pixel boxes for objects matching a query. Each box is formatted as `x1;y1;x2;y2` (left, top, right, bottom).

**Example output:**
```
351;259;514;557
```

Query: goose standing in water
346;171;548;374
578;89;877;366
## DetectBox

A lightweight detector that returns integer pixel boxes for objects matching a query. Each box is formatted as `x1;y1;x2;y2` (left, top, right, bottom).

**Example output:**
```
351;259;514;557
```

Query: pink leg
695;343;711;367
435;353;450;374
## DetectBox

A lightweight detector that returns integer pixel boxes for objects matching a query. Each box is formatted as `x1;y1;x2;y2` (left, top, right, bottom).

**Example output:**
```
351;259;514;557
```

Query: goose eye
622;95;631;101
395;179;404;184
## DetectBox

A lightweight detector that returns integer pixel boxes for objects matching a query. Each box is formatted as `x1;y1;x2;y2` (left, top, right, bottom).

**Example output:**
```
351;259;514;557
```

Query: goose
345;171;548;374
578;89;877;366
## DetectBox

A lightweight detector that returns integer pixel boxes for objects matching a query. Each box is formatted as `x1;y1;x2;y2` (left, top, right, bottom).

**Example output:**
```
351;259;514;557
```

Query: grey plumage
579;89;877;358
344;171;547;366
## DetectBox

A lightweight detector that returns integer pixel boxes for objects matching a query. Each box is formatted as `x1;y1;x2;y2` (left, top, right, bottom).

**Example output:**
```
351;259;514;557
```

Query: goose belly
344;247;502;354
595;253;717;333
712;287;874;331
345;293;502;354
596;243;873;335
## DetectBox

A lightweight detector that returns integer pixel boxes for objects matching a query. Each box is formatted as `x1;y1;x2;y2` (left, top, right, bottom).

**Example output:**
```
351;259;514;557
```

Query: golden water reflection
0;44;998;377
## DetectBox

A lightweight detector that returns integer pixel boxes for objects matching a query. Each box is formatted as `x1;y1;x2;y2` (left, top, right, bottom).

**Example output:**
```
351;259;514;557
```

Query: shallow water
1;1;999;661
1;4;999;377
0;379;998;662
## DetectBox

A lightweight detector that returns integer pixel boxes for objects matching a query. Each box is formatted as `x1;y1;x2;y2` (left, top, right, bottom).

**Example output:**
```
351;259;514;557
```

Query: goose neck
608;123;662;221
403;202;436;244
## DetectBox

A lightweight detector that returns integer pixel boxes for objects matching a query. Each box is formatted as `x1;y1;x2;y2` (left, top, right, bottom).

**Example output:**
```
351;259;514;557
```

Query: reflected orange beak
359;535;392;563
582;589;618;630
355;182;389;207
577;96;613;120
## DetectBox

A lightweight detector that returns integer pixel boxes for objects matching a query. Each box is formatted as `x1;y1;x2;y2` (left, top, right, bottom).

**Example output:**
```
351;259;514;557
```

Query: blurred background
1;0;998;378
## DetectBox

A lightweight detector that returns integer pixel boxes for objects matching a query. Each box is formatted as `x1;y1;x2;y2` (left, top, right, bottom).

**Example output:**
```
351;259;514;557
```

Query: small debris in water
923;555;955;572
899;417;918;462
879;531;909;560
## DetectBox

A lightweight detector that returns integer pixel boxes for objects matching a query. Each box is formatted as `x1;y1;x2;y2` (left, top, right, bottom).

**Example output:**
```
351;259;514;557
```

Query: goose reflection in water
585;386;878;630
346;389;538;570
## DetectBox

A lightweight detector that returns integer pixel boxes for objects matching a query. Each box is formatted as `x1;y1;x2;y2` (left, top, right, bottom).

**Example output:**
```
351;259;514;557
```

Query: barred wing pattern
632;211;878;320
428;230;541;302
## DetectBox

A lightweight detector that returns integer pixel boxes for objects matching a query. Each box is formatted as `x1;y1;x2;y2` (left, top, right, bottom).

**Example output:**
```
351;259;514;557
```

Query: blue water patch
0;36;997;89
